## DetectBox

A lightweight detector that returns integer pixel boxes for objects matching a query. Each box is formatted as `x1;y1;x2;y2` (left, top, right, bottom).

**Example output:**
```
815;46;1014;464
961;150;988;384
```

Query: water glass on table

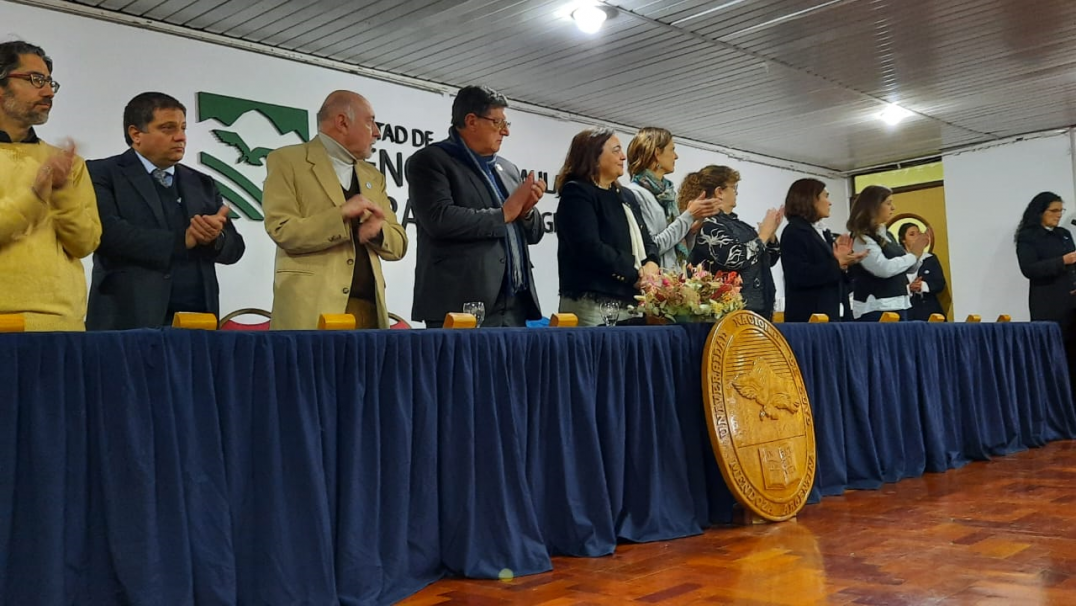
463;301;485;327
599;301;620;327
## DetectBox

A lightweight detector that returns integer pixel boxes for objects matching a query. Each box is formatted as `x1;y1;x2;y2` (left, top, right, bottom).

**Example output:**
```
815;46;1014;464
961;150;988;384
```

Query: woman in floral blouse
685;165;784;319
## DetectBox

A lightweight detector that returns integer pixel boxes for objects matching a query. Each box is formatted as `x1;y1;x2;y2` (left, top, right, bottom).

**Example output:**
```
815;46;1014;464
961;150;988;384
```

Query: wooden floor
400;440;1076;605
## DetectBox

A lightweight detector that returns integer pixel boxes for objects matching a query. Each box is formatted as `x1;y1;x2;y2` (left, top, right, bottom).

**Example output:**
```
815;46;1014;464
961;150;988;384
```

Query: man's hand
341;194;386;222
503;172;544;223
33;142;77;200
357;214;384;245
909;276;924;293
187;205;232;247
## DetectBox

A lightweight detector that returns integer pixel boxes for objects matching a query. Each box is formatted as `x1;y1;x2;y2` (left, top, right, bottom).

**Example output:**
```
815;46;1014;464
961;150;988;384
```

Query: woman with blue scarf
624;127;718;270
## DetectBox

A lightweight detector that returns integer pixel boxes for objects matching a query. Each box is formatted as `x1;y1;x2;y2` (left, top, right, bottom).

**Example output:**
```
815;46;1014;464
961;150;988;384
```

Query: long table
0;322;1072;605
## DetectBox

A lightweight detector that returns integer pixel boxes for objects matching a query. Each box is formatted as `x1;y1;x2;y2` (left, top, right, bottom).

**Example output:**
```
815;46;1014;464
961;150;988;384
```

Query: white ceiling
45;0;1076;172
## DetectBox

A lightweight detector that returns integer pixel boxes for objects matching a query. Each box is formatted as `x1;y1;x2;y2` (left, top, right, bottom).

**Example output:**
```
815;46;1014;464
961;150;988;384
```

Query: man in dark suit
406;85;545;328
86;92;245;329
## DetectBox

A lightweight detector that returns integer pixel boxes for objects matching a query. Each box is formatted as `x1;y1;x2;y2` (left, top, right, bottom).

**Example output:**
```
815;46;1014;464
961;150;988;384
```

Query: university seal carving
702;310;816;521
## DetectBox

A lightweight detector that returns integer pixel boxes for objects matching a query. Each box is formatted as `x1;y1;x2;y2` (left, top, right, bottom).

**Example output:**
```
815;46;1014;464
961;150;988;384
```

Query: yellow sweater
0;139;101;331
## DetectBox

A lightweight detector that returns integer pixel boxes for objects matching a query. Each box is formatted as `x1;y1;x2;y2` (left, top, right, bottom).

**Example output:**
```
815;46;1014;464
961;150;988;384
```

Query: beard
1;96;50;126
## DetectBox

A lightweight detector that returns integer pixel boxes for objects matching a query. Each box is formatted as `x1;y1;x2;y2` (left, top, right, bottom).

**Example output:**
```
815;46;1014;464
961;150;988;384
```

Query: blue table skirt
0;322;1072;605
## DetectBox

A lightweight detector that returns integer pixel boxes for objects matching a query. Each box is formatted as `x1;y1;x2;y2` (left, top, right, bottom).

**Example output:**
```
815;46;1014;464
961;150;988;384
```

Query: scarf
633;169;689;263
433;129;527;294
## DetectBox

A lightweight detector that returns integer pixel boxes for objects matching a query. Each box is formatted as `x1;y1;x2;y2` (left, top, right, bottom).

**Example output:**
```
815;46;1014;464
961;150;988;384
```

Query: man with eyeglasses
406;85;546;328
0;40;101;331
262;90;407;329
85;92;246;329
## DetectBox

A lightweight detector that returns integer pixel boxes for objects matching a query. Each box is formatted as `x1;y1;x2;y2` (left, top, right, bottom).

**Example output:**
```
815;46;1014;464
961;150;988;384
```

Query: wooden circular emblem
703;310;816;521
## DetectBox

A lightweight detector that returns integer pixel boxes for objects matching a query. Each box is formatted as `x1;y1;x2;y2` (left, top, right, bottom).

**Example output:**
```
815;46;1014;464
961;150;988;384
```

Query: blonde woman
623;127;717;269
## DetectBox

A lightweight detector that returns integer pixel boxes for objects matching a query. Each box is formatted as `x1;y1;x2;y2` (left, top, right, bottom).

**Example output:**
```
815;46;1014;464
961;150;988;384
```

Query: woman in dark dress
1015;192;1076;392
685;165;783;319
780;178;864;322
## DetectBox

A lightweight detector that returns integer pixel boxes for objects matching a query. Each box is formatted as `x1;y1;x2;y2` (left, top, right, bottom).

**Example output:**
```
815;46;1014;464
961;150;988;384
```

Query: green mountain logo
196;92;309;221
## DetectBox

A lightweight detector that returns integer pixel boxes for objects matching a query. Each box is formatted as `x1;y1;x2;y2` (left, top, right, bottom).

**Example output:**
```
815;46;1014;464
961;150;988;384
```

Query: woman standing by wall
623;127;716;270
555;128;659;326
685;165;783;319
1015;191;1076;389
846;185;930;321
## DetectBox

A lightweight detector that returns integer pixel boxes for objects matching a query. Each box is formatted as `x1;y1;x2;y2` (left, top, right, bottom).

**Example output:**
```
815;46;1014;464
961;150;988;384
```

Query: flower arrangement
632;264;745;323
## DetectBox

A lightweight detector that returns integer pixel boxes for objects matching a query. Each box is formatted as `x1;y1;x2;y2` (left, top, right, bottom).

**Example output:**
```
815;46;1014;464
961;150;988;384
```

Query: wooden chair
388;312;411;329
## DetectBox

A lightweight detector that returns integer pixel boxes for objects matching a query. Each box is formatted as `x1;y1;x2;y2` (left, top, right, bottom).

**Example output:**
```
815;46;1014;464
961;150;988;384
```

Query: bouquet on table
632;264;745;323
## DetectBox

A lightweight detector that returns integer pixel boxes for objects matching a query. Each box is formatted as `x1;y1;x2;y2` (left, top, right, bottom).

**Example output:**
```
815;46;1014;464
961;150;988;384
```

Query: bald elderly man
263;90;407;329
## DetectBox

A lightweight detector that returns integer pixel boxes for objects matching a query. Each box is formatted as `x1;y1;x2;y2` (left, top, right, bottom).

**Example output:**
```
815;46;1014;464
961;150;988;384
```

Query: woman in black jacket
555;128;659;326
685;165;783;319
780;178;864;322
1016;192;1076;381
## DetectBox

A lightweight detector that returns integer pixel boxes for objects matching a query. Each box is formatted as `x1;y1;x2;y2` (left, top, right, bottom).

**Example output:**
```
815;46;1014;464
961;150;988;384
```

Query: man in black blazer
86;92;245;329
406;85;545;327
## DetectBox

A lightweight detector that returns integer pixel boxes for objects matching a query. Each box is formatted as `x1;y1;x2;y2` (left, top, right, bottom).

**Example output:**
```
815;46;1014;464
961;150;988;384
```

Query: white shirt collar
134;150;175;176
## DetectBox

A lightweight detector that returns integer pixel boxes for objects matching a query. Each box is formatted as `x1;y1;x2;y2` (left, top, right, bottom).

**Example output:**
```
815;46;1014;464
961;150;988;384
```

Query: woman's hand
757;207;783;243
907;228;932;257
685;192;719;220
832;234;867;268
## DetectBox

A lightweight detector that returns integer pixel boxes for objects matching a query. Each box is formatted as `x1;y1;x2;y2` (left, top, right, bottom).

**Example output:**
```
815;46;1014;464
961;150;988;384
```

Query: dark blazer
1016;225;1076;333
780;216;850;322
555;181;659;303
406;143;543;323
908;254;946;321
86;148;245;330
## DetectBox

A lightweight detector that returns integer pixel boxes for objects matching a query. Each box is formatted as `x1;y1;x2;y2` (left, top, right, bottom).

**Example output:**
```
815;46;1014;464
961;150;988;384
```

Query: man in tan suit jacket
263;91;407;329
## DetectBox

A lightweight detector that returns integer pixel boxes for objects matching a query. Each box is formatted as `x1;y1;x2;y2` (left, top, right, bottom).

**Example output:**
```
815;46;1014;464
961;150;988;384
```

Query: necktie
152;168;172;188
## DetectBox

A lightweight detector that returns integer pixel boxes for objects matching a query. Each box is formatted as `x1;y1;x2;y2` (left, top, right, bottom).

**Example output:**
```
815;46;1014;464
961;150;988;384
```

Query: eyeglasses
5;72;60;93
475;115;511;130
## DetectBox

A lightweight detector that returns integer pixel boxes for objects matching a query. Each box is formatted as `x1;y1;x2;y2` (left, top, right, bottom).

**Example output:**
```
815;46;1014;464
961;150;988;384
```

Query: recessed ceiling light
879;104;913;126
572;4;614;34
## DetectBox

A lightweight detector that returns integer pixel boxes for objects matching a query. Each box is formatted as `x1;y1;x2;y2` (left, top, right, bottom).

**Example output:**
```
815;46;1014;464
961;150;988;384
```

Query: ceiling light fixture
571;4;616;34
879;104;914;126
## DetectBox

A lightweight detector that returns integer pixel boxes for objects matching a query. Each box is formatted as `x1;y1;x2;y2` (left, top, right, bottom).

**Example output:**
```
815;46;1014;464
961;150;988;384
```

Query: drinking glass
463;301;486;327
599;301;620;327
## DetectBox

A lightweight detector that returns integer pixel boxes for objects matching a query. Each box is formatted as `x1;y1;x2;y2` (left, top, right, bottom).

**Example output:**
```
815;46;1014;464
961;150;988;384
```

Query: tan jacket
262;138;407;329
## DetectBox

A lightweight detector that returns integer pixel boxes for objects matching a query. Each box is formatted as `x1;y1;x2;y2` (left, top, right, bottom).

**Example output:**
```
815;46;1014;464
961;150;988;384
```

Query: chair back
219;308;272;331
388;312;411;329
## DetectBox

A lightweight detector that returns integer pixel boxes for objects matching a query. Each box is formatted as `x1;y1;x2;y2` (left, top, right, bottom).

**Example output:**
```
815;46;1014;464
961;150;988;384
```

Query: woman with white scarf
555;128;659;326
623;127;717;270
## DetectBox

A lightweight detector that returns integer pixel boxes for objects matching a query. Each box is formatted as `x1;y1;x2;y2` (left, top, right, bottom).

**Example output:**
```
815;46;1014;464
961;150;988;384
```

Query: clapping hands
832;233;867;268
